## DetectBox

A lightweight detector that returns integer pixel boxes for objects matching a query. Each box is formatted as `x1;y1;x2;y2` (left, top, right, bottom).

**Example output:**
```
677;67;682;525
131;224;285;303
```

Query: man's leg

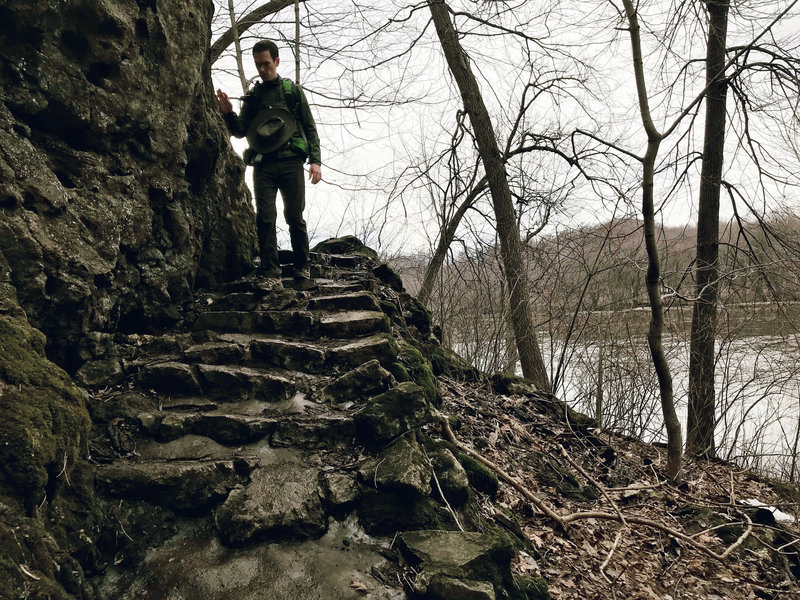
278;159;310;270
252;165;282;277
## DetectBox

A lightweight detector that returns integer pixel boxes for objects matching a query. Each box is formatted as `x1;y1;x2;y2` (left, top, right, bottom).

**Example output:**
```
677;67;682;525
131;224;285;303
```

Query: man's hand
309;164;322;185
216;89;233;115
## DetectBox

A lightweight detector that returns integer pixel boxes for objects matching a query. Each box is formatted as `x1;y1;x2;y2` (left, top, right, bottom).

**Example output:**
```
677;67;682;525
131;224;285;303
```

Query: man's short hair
252;40;279;59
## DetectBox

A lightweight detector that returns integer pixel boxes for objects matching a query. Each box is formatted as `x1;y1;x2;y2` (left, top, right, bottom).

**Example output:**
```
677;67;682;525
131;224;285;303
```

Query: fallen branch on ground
433;410;754;562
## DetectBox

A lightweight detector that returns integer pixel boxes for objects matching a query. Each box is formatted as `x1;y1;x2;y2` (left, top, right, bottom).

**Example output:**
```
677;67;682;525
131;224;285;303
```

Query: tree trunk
228;0;249;94
595;346;603;429
621;0;682;480
210;0;300;64
294;0;301;82
427;0;550;392
418;176;487;305
687;0;730;458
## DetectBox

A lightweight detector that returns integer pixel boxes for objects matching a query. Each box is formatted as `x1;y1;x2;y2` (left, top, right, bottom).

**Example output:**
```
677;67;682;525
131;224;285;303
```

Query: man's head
253;40;280;81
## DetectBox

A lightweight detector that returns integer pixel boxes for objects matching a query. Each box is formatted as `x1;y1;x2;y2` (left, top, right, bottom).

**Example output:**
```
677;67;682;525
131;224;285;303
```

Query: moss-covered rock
372;263;404;292
0;499;94;600
531;451;598;503
430;448;471;508
356;490;458;535
457;453;499;499
398;341;439;406
319;359;394;405
490;373;539;395
312;235;378;258
385;361;411;383
515;575;550;600
398;528;522;599
427;343;479;381
400;292;432;336
353;381;432;444
360;434;433;497
0;316;91;512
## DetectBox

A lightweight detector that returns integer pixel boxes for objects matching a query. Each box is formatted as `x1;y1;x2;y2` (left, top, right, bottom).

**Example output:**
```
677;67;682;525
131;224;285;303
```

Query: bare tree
619;0;682;479
427;0;551;392
227;0;249;94
686;0;730;459
210;0;303;65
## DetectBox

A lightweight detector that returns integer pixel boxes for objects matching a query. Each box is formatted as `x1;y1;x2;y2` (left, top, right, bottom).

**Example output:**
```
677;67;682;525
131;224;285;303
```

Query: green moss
0;499;90;599
378;299;399;319
356;489;457;535
515;575;550;600
398;342;439;406
427;343;478;380
400;293;431;336
0;317;91;511
457;452;499;499
676;504;728;535
385;361;410;383
462;526;520;598
533;452;598;503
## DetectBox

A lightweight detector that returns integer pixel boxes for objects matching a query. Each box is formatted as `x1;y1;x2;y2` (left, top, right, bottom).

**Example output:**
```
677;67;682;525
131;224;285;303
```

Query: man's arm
297;87;322;180
216;88;249;138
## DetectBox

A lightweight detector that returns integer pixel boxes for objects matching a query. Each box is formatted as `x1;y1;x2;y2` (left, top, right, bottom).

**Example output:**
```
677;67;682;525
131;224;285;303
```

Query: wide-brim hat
246;107;297;154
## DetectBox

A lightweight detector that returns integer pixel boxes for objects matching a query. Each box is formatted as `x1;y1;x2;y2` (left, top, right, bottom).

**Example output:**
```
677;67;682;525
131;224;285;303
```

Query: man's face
254;50;279;81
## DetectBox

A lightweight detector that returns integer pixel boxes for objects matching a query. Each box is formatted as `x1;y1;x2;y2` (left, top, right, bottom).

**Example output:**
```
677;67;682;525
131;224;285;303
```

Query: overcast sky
210;0;800;256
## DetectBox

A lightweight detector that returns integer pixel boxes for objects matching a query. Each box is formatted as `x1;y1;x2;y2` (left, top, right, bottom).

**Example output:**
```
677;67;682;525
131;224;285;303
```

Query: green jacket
224;75;321;166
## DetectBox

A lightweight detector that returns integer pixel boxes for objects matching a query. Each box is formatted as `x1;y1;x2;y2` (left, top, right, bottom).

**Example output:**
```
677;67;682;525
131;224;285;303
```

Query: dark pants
252;158;309;277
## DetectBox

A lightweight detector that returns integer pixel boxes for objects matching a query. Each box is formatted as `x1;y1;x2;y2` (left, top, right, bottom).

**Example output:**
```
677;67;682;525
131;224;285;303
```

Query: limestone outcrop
0;0;256;371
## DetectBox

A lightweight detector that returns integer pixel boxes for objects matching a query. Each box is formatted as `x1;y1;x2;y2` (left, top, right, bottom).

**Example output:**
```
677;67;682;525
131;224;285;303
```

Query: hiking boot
256;276;283;292
295;265;311;280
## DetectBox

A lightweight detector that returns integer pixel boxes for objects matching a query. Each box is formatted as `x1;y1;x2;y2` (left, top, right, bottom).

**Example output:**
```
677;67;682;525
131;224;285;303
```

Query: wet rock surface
75;248;531;599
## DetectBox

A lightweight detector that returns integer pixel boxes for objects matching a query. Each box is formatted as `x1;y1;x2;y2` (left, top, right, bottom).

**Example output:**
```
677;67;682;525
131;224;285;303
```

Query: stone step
316;281;370;295
95;459;247;513
215;462;327;546
137;411;279;445
197;364;295;401
193;308;391;340
133;332;398;381
247;336;327;372
136;362;294;401
137;361;202;396
205;333;397;374
193;310;315;336
277;249;373;270
136;406;353;449
270;414;356;448
182;340;250;365
201;289;300;312
319;311;390;338
307;291;382;313
326;334;398;371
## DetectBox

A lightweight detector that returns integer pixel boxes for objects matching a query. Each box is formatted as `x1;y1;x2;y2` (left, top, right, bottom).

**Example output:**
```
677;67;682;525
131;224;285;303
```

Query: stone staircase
82;243;529;600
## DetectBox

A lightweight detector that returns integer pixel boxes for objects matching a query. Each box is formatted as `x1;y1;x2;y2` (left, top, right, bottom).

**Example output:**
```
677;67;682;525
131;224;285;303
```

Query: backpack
279;78;308;157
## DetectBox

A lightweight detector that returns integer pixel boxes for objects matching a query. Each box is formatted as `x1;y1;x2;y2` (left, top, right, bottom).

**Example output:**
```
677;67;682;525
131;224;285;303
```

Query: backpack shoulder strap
281;78;302;111
281;78;308;154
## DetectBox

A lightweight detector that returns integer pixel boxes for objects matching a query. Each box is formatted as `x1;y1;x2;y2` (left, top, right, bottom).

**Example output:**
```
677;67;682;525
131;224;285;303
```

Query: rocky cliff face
0;0;256;372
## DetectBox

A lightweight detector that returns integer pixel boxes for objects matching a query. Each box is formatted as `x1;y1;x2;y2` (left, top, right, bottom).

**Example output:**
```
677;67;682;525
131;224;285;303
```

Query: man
216;39;322;289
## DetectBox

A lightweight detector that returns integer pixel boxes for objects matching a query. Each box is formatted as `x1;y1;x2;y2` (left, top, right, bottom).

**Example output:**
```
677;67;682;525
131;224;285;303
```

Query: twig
56;450;71;486
19;564;40;580
435;410;757;563
423;446;464;532
435;411;565;526
557;443;627;580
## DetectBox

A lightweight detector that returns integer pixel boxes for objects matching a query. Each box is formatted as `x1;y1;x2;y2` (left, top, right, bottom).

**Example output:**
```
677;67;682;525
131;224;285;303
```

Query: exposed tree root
434;410;755;563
